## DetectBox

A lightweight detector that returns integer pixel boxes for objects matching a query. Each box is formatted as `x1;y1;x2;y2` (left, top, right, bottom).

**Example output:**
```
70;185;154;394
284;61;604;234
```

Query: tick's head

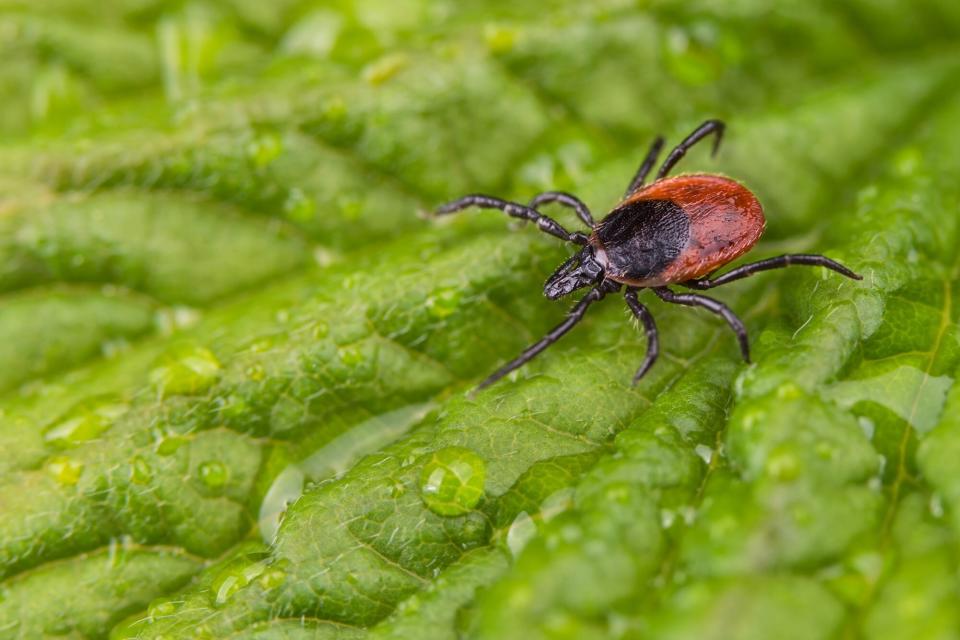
544;247;604;300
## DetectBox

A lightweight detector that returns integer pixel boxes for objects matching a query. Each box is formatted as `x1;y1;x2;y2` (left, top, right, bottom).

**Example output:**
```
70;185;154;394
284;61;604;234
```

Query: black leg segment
653;287;750;362
682;254;863;290
624;288;659;384
476;288;605;391
528;191;595;227
624;136;665;198
655;119;725;181
436;194;589;245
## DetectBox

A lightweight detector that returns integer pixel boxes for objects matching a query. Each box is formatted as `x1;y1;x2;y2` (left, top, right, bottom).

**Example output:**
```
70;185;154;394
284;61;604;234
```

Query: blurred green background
1;1;960;639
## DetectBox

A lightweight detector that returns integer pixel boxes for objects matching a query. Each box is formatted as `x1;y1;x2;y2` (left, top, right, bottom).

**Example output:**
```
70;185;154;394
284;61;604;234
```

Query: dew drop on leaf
258;465;305;543
418;446;486;516
199;460;229;489
312;320;329;339
42;396;129;448
130;456;153;485
245;132;283;168
426;287;462;319
211;559;267;607
46;455;84;486
156;434;188;456
257;568;286;591
147;598;180;619
149;344;222;397
694;444;714;464
337;345;364;366
283;188;316;224
765;450;800;481
506;510;536;557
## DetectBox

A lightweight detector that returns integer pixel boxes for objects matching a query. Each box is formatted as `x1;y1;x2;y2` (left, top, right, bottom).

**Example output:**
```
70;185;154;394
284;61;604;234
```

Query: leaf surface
0;2;959;639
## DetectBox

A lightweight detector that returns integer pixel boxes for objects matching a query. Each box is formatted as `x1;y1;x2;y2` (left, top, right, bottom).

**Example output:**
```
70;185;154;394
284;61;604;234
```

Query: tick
435;120;862;390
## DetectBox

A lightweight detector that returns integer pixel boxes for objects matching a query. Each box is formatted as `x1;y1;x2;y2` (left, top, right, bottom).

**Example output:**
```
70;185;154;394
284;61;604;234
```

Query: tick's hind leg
528;191;595;227
475;288;604;391
682;254;862;290
624;135;666;198
653;287;749;362
436;194;589;245
656;119;725;181
624;289;659;383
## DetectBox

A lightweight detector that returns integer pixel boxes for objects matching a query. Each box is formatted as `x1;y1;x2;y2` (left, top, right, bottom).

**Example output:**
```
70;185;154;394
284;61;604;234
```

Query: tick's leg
528;191;595;227
656;119;725;181
624;288;659;383
624;136;665;198
653;286;749;362
682;254;863;290
476;288;604;391
436;194;588;245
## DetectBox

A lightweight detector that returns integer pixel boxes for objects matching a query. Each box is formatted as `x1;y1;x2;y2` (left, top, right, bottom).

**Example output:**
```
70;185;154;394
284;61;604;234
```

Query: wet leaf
1;2;959;639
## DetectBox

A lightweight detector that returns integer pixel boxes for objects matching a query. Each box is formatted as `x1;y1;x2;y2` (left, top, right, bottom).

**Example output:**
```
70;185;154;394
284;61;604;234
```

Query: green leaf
1;2;959;639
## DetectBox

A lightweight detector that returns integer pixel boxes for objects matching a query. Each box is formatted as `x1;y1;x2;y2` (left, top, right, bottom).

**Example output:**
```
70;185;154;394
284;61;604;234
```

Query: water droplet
155;434;188;456
258;466;305;543
858;416;875;440
337;345;364;366
815;441;836;460
418;446;486;516
483;24;519;54
312;246;338;268
199;460;228;489
148;598;179;619
212;560;266;606
425;287;462;319
540;488;574;522
43;397;128;448
389;480;406;498
47;456;84;485
150;344;222;398
506;511;536;557
218;393;250;421
930;494;945;518
246;132;283;168
660;509;677;528
362;53;408;85
249;338;275;353
245;364;265;381
312;321;329;339
155;306;201;335
694;444;714;464
101;338;130;358
257;568;286;591
300;403;433;481
776;383;802;400
283;188;316;223
893;147;922;177
130;456;153;485
765;450;800;481
281;10;343;58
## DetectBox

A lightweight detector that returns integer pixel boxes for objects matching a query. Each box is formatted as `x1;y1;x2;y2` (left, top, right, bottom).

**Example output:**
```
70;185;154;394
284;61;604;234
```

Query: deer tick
435;120;862;390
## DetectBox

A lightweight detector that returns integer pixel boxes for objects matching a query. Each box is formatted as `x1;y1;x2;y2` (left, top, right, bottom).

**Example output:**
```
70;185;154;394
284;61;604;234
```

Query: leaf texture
0;2;959;639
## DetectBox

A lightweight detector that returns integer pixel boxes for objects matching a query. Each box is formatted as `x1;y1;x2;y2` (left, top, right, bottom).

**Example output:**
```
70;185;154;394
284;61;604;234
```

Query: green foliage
0;1;959;638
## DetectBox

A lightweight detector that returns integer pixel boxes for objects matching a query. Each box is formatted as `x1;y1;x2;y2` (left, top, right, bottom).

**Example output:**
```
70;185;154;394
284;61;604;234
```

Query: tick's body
435;120;862;390
595;174;765;287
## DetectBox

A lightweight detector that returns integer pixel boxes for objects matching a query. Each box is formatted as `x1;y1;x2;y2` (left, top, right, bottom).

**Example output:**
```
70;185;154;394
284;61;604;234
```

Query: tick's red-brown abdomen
613;174;765;286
